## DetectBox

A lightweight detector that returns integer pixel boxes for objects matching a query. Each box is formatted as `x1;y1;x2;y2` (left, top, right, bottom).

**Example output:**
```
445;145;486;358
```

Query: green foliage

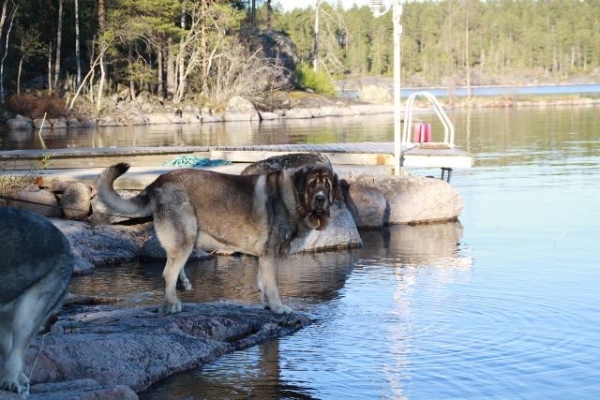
295;64;335;95
2;0;599;110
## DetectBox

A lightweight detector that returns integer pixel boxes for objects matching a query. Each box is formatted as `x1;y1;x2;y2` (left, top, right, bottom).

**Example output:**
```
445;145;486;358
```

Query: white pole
393;1;403;176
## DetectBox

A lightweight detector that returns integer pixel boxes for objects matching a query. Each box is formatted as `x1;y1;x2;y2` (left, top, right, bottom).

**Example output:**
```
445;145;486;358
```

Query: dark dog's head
292;164;341;231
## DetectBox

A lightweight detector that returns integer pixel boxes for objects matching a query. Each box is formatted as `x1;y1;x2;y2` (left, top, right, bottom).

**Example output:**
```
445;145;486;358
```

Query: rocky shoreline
0;303;311;400
3;88;599;132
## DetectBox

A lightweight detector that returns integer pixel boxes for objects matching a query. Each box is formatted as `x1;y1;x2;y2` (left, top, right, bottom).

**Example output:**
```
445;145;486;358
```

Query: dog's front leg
257;255;293;314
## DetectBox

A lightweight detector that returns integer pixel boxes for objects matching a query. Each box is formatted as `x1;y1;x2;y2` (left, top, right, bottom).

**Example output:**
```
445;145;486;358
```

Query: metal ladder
402;91;455;148
402;91;456;182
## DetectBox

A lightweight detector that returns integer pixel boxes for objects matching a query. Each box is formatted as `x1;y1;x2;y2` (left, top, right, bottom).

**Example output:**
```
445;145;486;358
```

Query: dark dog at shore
96;162;339;314
0;207;74;395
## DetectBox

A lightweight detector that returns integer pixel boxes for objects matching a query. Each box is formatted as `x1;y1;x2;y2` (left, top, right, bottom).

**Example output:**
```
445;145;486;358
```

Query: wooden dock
0;142;473;171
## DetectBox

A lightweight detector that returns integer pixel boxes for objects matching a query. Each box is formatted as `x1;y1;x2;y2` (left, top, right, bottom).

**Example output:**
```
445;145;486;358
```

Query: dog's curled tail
96;163;152;217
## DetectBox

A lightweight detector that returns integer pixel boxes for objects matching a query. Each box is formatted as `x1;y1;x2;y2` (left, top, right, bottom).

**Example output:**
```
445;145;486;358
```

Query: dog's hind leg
178;268;193;291
161;250;193;314
257;255;293;314
154;188;197;314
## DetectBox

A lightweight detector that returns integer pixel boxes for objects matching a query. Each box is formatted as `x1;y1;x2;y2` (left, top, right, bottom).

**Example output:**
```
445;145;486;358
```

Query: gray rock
258;111;280;120
67;118;83;128
139;235;213;262
289;200;362;252
97;117;120;127
51;219;145;273
248;30;298;90
6;115;33;130
24;379;138;400
241;152;332;175
353;174;463;224
10;185;62;218
23;303;311;393
61;182;91;221
33;118;52;130
222;111;258;122
284;108;314;119
227;96;256;113
345;181;390;228
49;117;68;129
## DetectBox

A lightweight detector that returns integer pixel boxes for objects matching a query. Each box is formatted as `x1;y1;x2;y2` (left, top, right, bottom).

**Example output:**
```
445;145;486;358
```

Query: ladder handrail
402;91;455;148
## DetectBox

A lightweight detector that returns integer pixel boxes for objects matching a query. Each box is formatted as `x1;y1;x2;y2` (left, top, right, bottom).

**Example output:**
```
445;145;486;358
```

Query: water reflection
0;116;396;150
138;222;471;399
360;222;467;266
69;250;360;310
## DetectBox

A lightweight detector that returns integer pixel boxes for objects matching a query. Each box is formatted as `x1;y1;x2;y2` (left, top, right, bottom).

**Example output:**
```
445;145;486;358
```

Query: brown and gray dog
96;162;339;314
0;207;74;395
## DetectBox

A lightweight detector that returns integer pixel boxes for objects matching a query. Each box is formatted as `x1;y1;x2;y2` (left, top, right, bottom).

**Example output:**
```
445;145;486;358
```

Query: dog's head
292;164;341;231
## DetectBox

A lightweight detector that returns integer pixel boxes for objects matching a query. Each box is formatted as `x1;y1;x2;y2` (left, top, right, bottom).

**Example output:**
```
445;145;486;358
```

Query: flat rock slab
0;303;311;399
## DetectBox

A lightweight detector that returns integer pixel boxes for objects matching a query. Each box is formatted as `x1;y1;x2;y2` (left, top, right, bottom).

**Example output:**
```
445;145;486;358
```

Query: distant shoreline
336;83;600;100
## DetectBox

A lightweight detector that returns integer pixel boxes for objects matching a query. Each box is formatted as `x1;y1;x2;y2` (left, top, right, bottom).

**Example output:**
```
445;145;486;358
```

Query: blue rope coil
164;155;231;168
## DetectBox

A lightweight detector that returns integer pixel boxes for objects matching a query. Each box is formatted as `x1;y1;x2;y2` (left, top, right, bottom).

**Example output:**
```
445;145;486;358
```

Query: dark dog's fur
0;207;73;395
96;163;339;314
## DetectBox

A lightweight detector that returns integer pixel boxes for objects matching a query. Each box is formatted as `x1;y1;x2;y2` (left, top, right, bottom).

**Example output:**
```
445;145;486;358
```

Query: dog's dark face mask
293;165;341;231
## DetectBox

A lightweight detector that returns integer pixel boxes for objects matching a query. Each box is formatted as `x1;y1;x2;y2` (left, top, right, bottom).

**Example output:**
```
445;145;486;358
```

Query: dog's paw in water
180;278;193;291
162;300;182;314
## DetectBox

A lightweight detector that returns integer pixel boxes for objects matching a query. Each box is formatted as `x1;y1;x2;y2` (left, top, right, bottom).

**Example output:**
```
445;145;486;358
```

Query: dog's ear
329;172;343;203
292;166;308;196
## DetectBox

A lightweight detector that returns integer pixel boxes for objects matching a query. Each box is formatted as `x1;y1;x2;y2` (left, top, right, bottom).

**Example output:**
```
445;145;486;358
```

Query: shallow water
65;106;600;399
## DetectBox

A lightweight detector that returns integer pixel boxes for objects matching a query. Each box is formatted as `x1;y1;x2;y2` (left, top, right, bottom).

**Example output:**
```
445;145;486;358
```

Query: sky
274;0;373;12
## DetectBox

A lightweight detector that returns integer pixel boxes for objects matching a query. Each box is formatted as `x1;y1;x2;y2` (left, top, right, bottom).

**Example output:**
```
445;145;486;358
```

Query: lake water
61;106;600;399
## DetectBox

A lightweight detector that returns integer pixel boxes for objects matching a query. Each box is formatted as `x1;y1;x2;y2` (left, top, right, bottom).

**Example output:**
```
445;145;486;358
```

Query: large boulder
351;174;463;224
6;115;33;130
61;182;92;221
344;181;390;228
241;152;331;175
289;200;362;252
51;219;146;274
247;30;298;90
10;185;62;218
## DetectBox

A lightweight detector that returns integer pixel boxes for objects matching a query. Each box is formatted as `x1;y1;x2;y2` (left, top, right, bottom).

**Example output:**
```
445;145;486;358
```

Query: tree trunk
75;0;82;87
266;0;272;30
17;57;23;96
0;1;17;103
47;43;53;95
157;45;164;99
97;0;105;33
54;0;63;94
96;0;106;108
313;0;320;72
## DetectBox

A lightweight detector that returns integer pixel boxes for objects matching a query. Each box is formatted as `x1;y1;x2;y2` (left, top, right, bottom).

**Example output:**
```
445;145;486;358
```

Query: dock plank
0;142;473;171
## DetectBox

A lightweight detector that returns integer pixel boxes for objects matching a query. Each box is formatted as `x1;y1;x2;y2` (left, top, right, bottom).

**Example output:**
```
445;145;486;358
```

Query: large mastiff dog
0;207;74;395
97;162;339;314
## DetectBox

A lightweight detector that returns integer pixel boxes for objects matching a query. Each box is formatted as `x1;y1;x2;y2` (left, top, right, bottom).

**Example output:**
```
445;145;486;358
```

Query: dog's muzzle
311;191;329;212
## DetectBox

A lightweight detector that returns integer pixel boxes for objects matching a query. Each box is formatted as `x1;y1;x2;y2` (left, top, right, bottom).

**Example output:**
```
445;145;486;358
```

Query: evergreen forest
0;0;598;114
